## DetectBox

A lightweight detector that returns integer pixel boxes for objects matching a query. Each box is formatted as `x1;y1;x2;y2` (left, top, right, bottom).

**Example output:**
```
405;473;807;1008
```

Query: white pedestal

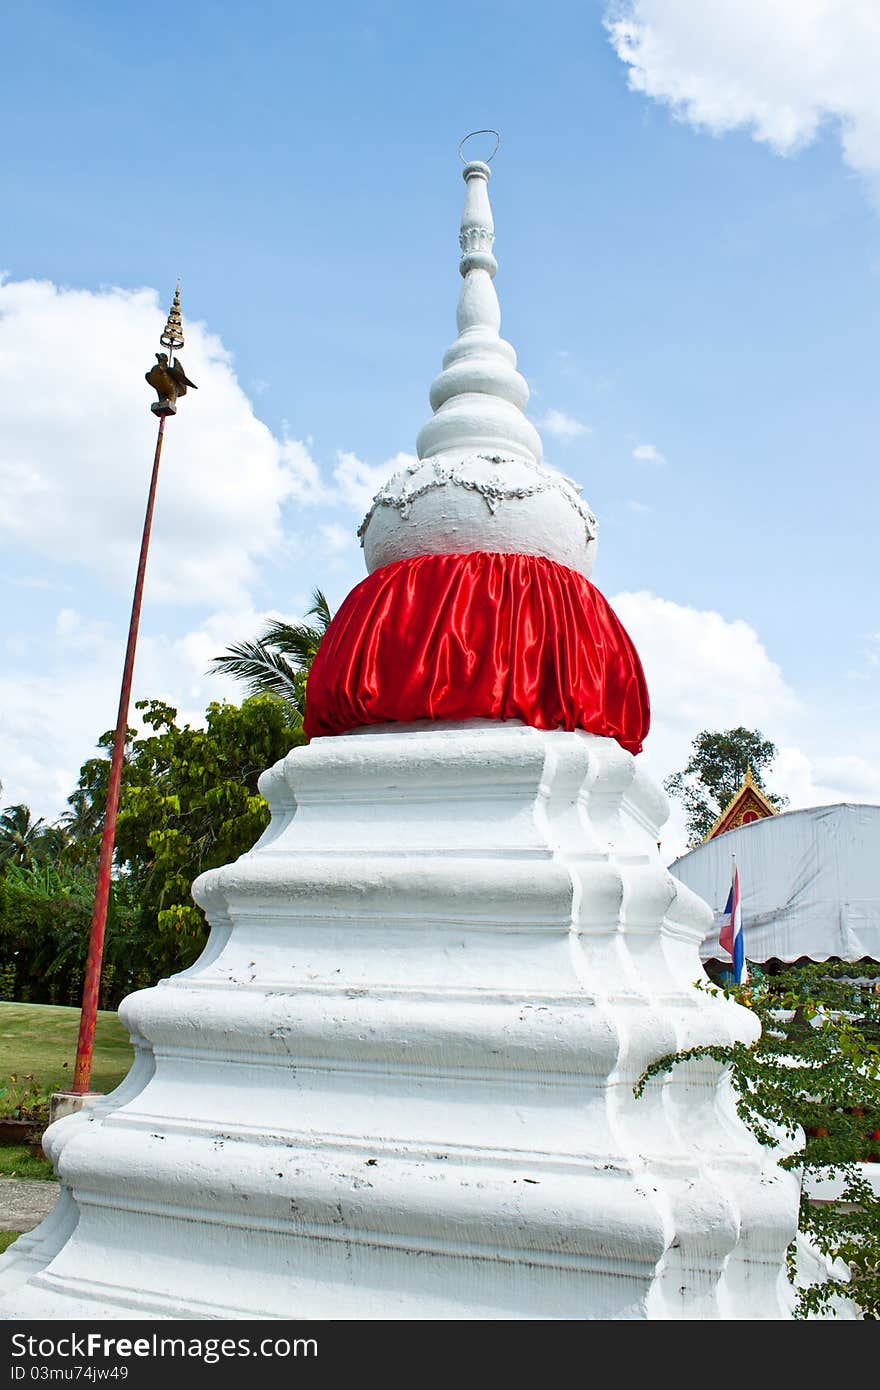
0;723;800;1319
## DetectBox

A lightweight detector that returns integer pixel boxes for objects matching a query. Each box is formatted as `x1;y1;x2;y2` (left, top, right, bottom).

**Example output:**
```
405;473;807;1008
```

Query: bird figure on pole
145;351;198;414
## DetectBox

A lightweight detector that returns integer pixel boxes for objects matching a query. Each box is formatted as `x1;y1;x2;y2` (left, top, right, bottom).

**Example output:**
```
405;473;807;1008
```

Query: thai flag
719;861;748;984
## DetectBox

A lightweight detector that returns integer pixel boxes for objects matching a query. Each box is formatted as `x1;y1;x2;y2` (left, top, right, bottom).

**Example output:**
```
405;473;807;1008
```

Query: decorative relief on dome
357;453;598;546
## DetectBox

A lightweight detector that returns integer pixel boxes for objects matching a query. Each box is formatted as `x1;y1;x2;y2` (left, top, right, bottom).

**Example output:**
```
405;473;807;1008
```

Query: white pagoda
0;147;801;1320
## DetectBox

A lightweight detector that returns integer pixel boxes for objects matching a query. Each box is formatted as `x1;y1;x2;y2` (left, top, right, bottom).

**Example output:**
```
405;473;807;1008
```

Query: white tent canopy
670;803;880;964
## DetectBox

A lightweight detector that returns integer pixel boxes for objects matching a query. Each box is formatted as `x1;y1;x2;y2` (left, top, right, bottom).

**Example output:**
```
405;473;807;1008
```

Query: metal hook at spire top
458;129;501;164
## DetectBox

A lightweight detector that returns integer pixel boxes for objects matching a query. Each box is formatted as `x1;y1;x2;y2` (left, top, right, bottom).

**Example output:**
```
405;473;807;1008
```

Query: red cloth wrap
304;551;650;753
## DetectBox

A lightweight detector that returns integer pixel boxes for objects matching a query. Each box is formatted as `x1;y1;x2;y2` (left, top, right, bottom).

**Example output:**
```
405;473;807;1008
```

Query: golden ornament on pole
145;282;198;415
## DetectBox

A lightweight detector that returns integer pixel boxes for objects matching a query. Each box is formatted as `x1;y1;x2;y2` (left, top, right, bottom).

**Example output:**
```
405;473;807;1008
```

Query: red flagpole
71;281;193;1097
72;416;166;1094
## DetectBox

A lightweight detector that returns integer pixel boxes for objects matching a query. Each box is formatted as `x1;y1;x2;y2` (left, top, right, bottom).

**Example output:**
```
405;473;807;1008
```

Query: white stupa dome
360;451;597;577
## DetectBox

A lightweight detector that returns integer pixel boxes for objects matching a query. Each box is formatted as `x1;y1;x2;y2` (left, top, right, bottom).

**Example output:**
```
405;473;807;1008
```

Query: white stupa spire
360;136;598;579
417;154;543;466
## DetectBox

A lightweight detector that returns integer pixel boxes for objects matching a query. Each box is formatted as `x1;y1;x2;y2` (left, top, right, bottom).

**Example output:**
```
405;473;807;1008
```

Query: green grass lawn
0;1002;133;1098
0;1232;19;1254
0;1145;54;1181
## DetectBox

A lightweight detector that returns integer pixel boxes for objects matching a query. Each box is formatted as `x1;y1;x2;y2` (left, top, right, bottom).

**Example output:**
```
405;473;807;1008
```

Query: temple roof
706;764;778;840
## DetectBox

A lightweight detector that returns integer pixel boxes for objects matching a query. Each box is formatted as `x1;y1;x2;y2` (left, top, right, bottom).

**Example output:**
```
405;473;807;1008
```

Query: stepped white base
0;723;801;1319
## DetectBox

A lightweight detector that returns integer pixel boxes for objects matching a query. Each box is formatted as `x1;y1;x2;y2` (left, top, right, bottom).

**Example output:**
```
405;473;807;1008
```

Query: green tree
59;787;102;861
0;804;66;870
636;962;880;1317
0;696;302;1006
71;695;304;974
211;589;332;729
0;859;139;1007
664;727;788;846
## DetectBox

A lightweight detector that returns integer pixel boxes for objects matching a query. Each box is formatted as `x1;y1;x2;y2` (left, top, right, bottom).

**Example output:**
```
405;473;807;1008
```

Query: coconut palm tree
59;787;103;864
211;589;333;729
0;803;66;869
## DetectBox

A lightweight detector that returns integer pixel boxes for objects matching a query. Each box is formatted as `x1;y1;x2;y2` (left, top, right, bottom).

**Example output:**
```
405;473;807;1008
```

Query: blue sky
2;0;878;853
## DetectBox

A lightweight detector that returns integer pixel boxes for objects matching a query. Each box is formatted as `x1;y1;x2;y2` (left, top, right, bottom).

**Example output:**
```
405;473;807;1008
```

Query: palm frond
61;790;102;842
0;804;44;838
257;620;323;667
0;804;55;867
211;641;303;725
307;588;333;633
211;591;334;721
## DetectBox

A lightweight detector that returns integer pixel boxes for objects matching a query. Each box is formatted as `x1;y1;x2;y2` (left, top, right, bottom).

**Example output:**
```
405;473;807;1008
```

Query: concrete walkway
0;1180;59;1233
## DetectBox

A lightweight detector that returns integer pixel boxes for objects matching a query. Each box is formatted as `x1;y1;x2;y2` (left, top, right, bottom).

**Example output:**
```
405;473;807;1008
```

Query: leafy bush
0;1073;55;1126
636;961;880;1317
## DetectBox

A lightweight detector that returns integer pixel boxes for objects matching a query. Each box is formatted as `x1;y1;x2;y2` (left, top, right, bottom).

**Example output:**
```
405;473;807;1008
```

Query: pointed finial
416;134;543;467
160;281;185;358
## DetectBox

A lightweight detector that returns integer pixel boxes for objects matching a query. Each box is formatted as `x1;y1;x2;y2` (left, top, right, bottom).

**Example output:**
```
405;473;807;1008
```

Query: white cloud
632;443;665;464
612;590;880;856
626;499;651;514
0;278;322;606
333;450;416;511
11;576;72;593
613;591;797;855
810;753;880;798
319;522;356;554
767;745;880;810
615;591;796;748
315;521;360;573
54;608;112;651
0;631;128;817
537;409;592;440
278;439;333;506
606;0;880;191
0;601;293;819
